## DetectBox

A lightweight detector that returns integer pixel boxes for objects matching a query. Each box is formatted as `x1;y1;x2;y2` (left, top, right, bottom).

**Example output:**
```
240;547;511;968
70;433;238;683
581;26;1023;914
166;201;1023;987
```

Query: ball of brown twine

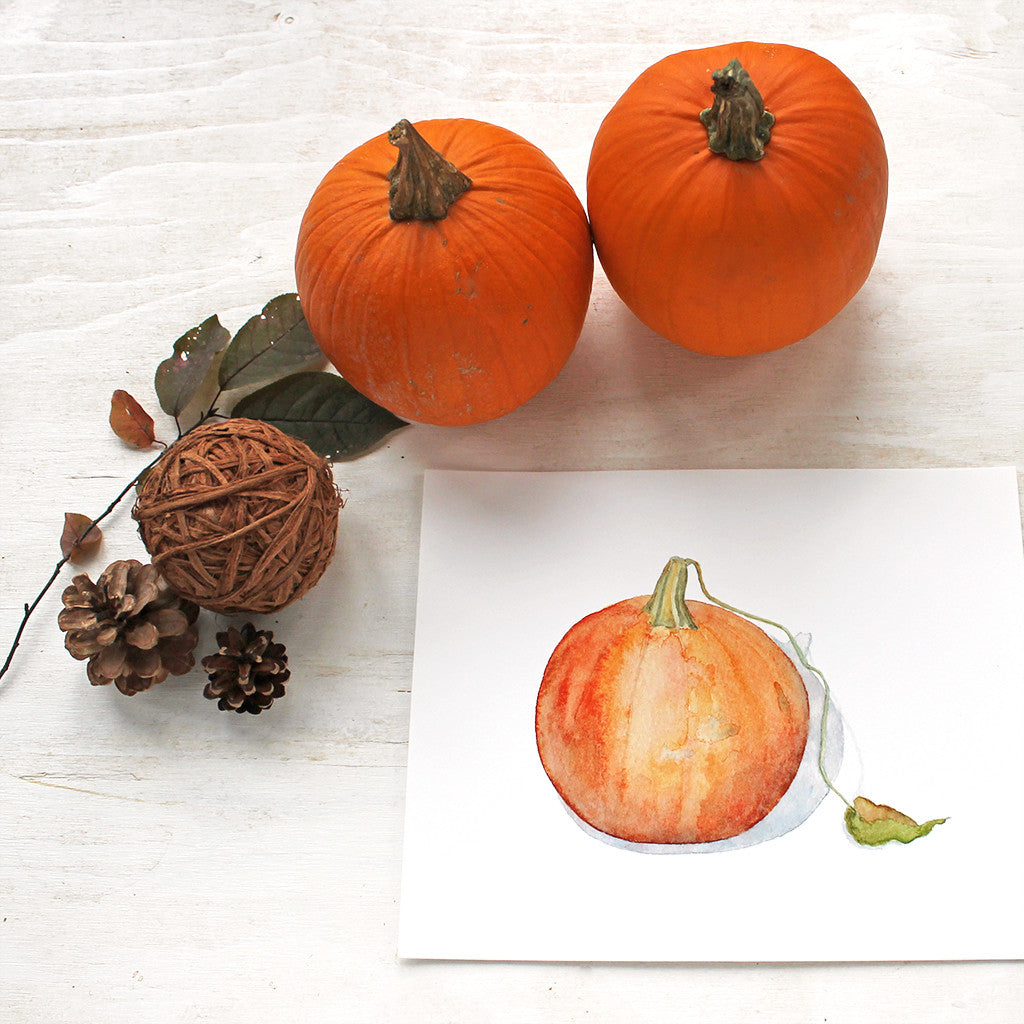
132;418;343;615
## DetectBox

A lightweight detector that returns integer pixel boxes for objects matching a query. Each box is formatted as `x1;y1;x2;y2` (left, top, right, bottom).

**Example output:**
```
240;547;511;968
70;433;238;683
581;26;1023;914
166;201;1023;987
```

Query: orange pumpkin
295;118;594;426
587;42;888;356
535;558;809;845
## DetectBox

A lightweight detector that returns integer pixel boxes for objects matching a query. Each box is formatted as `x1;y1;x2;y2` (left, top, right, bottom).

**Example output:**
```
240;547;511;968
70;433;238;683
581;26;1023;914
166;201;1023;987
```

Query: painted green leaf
231;370;407;460
154;315;231;417
845;796;947;847
217;293;324;391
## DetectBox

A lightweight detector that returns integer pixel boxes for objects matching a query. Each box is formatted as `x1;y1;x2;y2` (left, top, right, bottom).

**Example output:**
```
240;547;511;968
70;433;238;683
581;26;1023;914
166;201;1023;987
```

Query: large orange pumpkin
587;42;888;356
535;558;810;845
295;118;594;426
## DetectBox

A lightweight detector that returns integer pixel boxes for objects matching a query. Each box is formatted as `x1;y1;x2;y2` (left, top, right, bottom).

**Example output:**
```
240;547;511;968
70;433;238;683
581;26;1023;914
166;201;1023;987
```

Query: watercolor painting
398;468;1024;963
535;555;944;852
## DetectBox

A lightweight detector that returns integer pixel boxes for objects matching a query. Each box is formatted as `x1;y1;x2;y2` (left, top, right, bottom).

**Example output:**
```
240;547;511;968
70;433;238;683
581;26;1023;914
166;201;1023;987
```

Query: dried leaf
230;370;407;460
110;390;156;448
217;293;324;392
845;796;947;847
154;314;231;417
61;513;103;563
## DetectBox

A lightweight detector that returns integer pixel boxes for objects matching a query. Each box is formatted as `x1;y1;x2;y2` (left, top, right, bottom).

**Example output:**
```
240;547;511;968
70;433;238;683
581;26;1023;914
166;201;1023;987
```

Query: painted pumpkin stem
386;119;472;221
699;58;775;161
644;556;699;630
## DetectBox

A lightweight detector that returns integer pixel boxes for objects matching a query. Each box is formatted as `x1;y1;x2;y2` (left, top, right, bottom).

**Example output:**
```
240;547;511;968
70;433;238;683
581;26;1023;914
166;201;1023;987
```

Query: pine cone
58;559;200;695
201;623;289;714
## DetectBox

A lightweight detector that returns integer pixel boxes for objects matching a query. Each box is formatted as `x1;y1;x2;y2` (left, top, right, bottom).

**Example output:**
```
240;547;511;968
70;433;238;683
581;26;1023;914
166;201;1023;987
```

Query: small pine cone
201;623;289;714
58;559;200;695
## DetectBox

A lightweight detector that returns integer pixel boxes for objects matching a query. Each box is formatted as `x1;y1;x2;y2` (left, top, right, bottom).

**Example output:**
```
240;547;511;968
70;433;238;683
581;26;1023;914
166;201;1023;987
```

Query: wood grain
1;1;1021;1021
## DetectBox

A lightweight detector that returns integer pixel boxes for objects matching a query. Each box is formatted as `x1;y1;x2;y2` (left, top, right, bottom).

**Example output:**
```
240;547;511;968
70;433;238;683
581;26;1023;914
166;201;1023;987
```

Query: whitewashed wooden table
2;2;1021;1021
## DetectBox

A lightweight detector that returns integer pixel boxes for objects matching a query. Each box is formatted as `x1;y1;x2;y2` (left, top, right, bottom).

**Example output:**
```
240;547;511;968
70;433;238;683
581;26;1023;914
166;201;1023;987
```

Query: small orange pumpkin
587;42;888;356
535;558;810;845
295;118;594;426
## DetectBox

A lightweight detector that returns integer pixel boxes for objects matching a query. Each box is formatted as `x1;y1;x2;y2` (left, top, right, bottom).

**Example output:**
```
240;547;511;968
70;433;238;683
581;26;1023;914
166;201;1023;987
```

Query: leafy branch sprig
153;292;406;455
0;293;406;687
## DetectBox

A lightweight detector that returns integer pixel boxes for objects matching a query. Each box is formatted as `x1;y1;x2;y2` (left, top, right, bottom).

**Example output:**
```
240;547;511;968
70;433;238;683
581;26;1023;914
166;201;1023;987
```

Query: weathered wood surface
1;1;1021;1021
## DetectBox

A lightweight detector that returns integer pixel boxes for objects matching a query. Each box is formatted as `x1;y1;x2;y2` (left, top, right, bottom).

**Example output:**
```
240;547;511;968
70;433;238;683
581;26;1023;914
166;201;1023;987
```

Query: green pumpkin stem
386;119;472;222
699;58;775;161
644;556;699;630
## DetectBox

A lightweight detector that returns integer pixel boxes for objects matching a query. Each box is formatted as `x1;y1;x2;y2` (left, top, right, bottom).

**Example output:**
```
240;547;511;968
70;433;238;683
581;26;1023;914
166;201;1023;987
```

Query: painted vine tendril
676;556;946;845
679;557;849;808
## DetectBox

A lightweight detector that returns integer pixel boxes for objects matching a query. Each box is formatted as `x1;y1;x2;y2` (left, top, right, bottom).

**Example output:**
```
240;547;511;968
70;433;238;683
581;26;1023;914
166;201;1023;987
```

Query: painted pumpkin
586;42;888;356
295;118;594;426
535;558;810;845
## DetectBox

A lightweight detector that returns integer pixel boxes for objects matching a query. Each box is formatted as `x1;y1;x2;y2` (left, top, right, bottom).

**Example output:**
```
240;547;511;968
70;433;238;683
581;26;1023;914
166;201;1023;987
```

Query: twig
0;451;166;684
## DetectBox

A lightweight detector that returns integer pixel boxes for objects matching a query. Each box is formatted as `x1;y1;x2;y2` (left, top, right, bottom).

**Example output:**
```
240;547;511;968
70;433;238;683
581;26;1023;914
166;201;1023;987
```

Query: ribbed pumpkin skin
587;42;888;356
295;119;594;426
535;598;809;845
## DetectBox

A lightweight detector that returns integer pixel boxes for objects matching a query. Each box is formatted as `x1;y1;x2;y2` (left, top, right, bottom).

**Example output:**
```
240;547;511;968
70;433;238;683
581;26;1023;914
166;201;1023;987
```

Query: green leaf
154;315;231;417
218;293;324;391
230;370;408;460
845;796;947;847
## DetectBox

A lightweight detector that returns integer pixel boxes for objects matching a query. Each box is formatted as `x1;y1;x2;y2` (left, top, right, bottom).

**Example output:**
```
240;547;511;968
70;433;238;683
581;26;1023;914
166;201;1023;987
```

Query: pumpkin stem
699;58;775;161
644;556;699;630
386;119;472;221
